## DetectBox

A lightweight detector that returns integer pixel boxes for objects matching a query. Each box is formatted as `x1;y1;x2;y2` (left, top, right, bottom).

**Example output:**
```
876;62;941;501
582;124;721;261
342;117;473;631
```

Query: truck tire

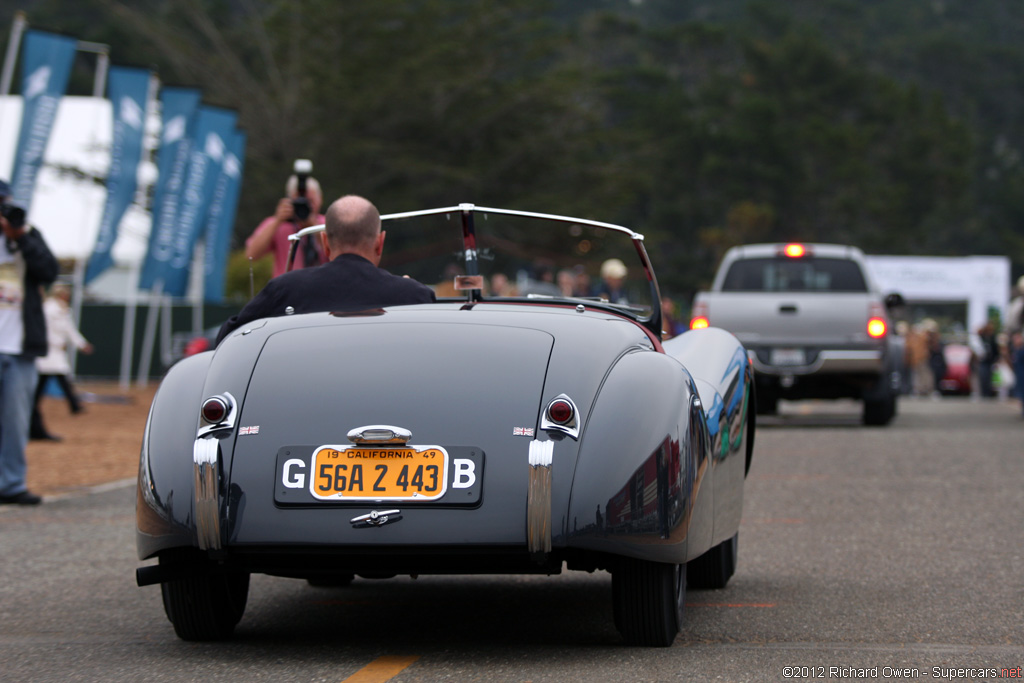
863;394;896;426
756;389;778;416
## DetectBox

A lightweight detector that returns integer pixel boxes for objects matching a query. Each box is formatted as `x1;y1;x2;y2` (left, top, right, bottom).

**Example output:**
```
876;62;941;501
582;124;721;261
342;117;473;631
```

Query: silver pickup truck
690;243;904;425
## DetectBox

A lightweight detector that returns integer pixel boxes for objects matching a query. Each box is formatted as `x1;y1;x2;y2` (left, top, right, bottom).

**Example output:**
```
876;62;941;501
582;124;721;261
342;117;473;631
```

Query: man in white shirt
0;180;59;505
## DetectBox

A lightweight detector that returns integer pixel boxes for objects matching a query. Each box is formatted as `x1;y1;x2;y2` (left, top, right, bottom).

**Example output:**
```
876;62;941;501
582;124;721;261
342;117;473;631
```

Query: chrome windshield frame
285;203;663;338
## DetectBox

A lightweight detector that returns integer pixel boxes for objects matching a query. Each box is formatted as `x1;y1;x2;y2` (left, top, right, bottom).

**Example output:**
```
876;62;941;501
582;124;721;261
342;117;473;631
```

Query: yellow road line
341;655;421;683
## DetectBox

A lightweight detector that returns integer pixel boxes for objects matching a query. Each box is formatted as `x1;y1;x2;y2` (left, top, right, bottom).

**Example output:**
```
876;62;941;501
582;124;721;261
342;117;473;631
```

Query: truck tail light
690;301;709;330
867;303;887;338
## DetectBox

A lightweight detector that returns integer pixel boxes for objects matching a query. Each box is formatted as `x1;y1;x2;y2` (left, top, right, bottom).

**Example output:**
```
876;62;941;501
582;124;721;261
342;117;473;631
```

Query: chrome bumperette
527;440;554;554
193;391;238;551
193;437;221;550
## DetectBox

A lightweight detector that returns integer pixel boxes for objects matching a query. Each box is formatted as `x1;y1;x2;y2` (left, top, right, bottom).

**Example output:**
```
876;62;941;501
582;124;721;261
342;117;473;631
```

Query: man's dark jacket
7;228;59;357
216;253;436;345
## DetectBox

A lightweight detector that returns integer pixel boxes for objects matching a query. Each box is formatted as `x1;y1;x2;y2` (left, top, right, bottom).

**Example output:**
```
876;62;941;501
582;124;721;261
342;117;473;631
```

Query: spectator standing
1012;331;1024;417
1007;276;1024;335
924;320;946;396
596;258;629;304
976;321;999;398
245;167;327;278
30;282;93;441
0;180;59;505
661;297;685;340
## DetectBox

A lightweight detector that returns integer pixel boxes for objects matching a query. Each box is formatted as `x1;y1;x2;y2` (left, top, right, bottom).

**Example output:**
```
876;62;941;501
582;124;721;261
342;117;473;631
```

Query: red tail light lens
867;317;887;338
201;397;229;424
690;316;710;330
547;398;574;425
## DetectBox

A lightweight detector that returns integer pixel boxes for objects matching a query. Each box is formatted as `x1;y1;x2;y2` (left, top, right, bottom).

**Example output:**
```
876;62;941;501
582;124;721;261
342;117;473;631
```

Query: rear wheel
612;557;685;647
687;533;738;590
161;566;250;641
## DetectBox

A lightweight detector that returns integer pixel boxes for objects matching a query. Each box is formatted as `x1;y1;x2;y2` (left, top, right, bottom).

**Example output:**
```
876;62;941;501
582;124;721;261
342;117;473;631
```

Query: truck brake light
867;302;887;338
690;301;709;330
783;243;806;258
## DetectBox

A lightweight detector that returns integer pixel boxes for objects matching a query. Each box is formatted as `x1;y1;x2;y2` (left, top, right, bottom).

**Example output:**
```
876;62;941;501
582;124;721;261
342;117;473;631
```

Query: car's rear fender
136;351;214;560
136;320;272;560
564;348;709;565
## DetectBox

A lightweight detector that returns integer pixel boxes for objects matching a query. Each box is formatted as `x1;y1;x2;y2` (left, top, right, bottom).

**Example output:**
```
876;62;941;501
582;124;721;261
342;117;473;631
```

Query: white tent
865;255;1011;336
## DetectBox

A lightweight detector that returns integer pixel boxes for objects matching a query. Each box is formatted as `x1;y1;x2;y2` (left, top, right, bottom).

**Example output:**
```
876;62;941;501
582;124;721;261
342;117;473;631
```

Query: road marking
341;655;420;683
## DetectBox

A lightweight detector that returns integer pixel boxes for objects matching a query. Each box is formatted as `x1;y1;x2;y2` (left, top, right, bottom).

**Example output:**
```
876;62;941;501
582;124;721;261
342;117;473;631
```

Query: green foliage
224;249;271;302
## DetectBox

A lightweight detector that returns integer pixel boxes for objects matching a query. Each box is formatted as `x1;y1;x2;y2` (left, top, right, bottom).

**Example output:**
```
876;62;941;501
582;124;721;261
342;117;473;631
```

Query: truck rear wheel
863;394;896;426
755;389;778;415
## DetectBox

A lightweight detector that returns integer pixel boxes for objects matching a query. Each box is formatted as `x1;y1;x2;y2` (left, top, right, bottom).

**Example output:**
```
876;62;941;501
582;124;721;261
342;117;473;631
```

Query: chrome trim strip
193;437;221;551
540;393;581;440
527;440;554;554
284;205;645;241
346;425;412;445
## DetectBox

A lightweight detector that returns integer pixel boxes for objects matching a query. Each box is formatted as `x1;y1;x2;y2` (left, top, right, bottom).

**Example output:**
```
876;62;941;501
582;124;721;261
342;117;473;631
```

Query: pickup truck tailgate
700;292;875;345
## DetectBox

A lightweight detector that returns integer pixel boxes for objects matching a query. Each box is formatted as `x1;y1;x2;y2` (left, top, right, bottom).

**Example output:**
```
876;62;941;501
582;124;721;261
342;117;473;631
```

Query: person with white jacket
30;283;92;441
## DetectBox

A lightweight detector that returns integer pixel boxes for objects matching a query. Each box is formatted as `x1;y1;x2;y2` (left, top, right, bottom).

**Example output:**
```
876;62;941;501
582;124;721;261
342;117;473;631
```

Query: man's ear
321;232;332;260
376;230;386;257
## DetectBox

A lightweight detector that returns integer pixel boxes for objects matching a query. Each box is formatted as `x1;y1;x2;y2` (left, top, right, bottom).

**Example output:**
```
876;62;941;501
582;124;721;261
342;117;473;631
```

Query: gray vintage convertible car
135;204;755;647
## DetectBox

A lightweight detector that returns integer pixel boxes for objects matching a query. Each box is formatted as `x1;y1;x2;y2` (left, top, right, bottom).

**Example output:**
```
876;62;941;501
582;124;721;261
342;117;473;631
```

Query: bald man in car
216;195;435;345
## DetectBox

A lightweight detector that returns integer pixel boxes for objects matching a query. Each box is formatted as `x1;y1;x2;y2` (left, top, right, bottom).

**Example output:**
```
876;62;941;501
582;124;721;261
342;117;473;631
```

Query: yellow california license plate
309;446;448;501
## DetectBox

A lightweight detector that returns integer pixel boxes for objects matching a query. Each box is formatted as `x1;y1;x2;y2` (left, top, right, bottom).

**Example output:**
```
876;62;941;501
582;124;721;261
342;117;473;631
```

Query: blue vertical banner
203;129;246;302
161;105;237;297
84;66;152;284
138;86;201;291
9;30;78;211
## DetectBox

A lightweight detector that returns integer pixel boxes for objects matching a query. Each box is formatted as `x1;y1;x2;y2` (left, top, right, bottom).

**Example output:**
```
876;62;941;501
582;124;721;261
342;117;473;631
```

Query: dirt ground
26;380;158;497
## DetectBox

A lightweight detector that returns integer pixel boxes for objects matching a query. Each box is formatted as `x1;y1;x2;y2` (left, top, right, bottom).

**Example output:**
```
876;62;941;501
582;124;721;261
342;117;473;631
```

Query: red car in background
939;343;974;395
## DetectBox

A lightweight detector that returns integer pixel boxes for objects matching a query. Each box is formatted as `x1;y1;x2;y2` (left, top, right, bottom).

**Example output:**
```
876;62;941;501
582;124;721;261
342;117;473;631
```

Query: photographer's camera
291;159;314;221
1;202;26;230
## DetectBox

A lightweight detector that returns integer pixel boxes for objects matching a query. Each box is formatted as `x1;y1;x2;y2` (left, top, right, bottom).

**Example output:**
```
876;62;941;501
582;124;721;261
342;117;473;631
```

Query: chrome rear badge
513;427;535;437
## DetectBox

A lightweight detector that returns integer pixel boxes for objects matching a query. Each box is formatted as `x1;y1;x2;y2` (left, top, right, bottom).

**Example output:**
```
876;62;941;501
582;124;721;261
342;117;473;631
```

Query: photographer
0;179;59;505
245;160;326;278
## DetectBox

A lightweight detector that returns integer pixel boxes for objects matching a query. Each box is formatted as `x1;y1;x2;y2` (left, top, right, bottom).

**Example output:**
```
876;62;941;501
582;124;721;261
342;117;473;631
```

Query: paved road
1;397;1021;682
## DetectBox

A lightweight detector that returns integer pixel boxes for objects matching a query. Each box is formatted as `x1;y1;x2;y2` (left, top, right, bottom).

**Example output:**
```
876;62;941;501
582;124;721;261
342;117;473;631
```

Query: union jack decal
238;426;260;435
513;427;535;437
